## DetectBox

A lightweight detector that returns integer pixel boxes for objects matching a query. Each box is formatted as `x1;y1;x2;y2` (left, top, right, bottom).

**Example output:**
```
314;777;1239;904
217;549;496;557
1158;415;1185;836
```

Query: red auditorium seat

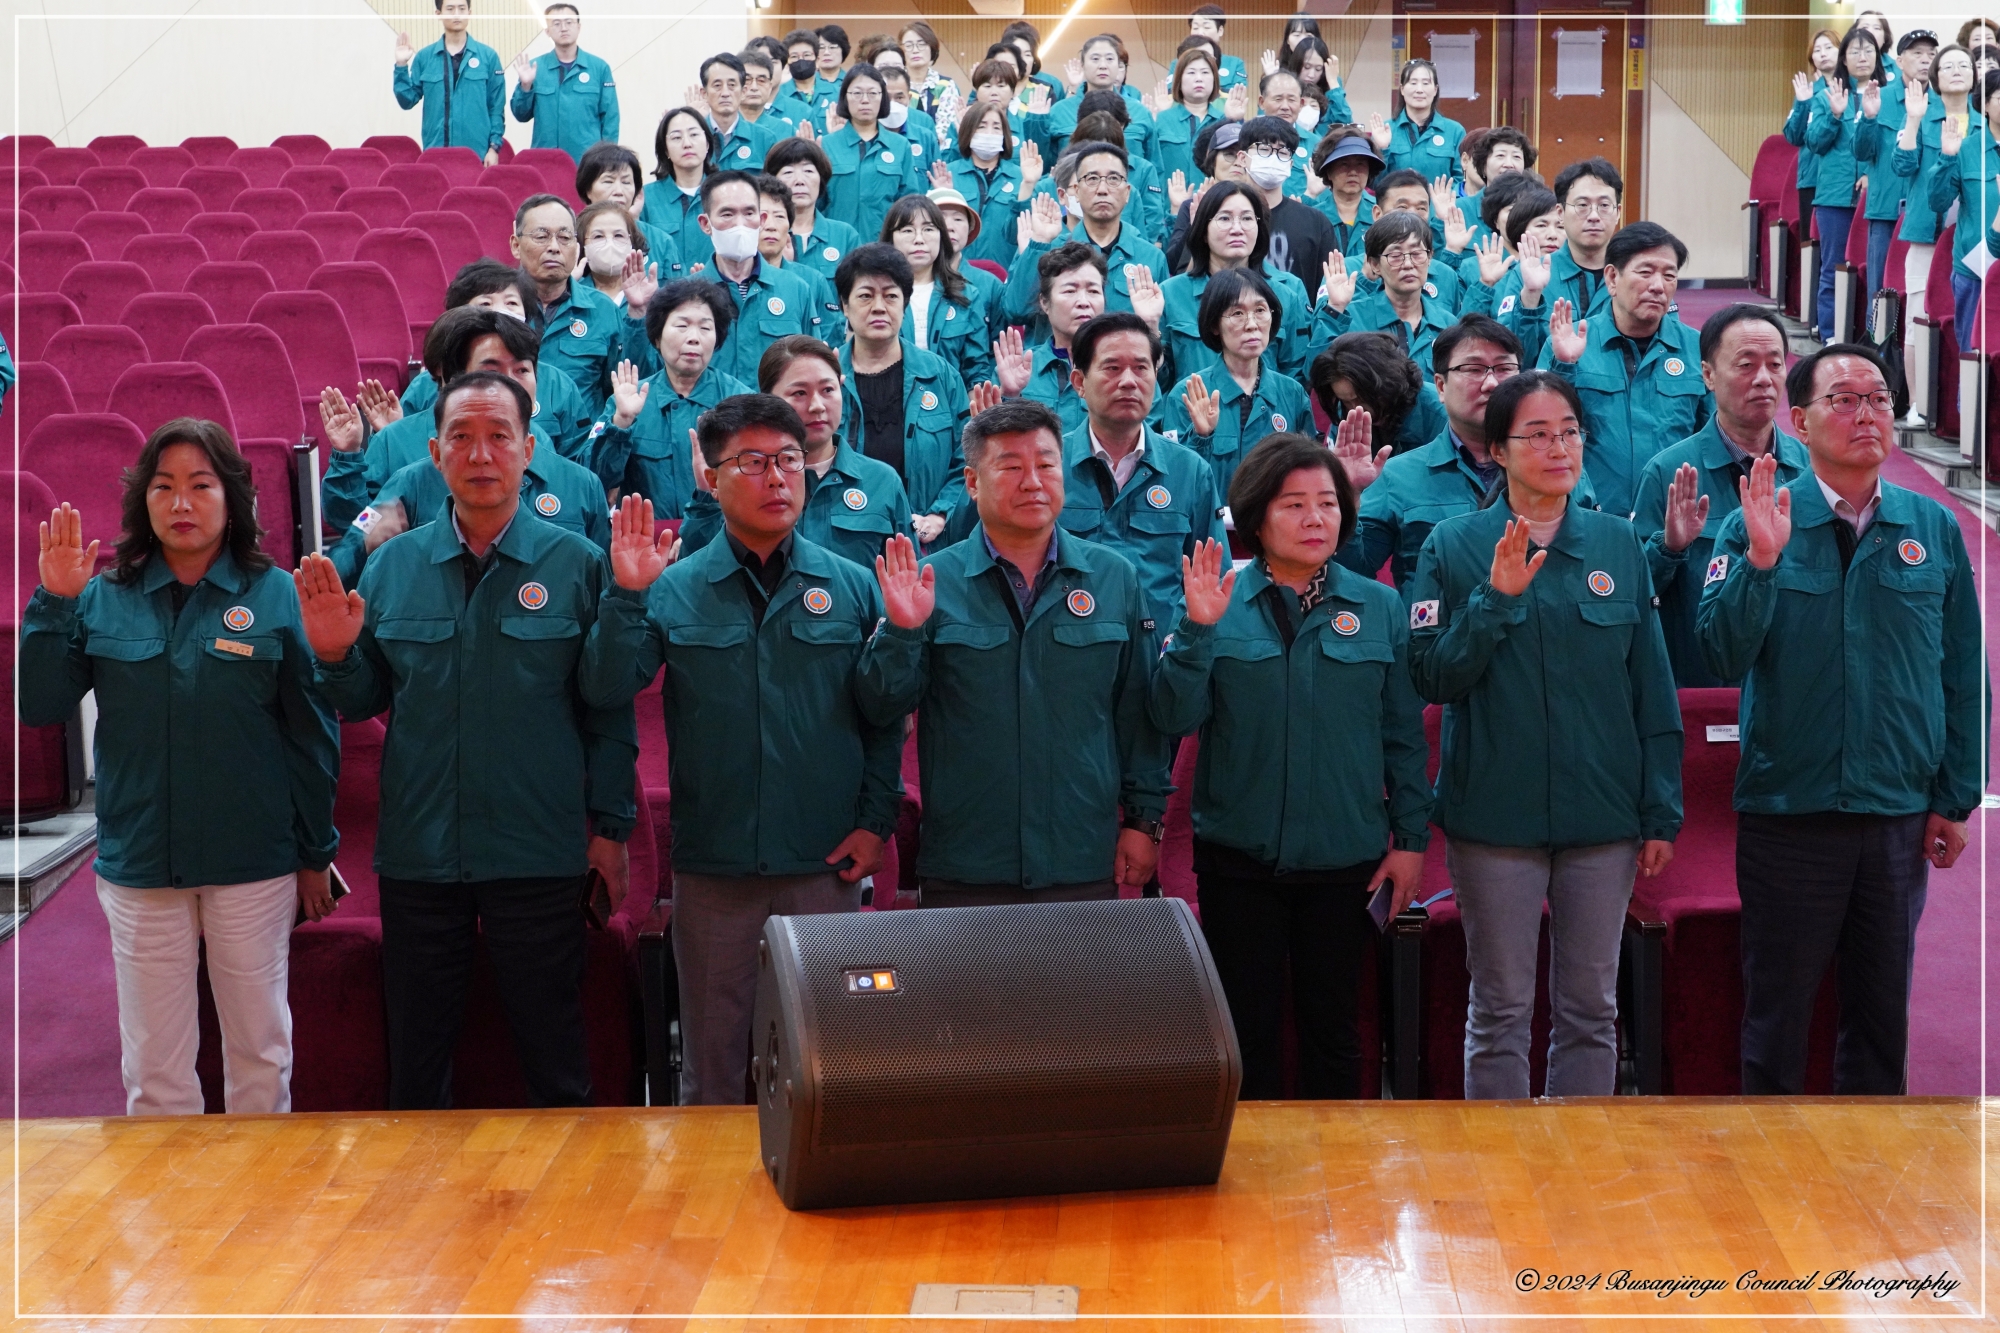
227;146;292;189
17;232;92;290
439;185;516;259
360;135;421;166
107;361;236;437
353;228;448;344
43;324;150;413
235;438;300;567
184;211;258;262
0;362;75;445
20;414;147;555
74;211;149;260
271;134;331;166
121;232;207;292
1;469;60;618
478;163;545;205
0;135;55;163
184;324;305;443
178;165;250;212
56;260;152;324
417;145;483;189
128;145;195;188
235;187;306;231
0;258;14;289
279;165;348;214
380;162;449;213
323;146;391;189
123;291;214;359
0;208;35;260
19;185;94;231
0;291;81;359
0;165;51;198
249;289;369;421
179;136;238;166
1916;224;1960;440
296;210;368;263
404;210;484;281
75;164;144;211
238;229;324;290
512;147;578;198
337;186;409;229
304;263;413;380
186;260;276;324
87;135;146;164
127;185;203;233
32;146;97;186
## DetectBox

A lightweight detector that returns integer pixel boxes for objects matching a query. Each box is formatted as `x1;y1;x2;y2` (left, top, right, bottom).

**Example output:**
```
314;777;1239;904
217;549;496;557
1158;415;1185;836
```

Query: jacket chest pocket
789;617;863;649
1874;556;1947;633
1775;565;1839;600
828;507;894;537
1127;504;1192;549
497;613;583;682
1575;598;1640;654
1058;504;1105;538
1049;619;1129;682
870;148;906;179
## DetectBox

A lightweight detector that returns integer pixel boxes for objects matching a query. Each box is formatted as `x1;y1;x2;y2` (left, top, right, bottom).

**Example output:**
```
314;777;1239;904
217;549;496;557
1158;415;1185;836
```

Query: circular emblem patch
569;319;588;338
881;151;896;164
1332;611;1360;636
467;56;479;68
1587;570;1615;597
1002;181;1015;193
1066;588;1095;617
1146;484;1171;509
1664;357;1685;377
945;306;956;321
823;245;840;261
222;605;254;632
535;492;562;516
1899;538;1926;565
737;146;751;159
766;296;786;315
518;582;549;610
1431;133;1444;146
578;71;589;83
843;487;866;510
920;391;939;410
1423;281;1439;298
802;587;832;615
1271;413;1287;431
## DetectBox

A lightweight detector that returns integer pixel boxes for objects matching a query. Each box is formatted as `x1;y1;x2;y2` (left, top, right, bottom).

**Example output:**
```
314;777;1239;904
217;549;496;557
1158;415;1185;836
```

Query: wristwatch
1121;817;1166;845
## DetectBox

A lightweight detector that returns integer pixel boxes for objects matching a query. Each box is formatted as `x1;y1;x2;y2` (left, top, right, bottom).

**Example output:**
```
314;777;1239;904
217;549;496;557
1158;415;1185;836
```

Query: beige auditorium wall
2;0;747;155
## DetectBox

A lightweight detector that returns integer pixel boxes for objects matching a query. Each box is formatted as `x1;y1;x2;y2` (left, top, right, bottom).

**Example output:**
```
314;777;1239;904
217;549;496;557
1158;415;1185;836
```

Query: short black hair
1064;139;1131;178
757;334;841;393
963;399;1064;466
763;135;832;196
1077;89;1131;125
1074;113;1128;151
424;304;540;385
1237;114;1299;154
1784;342;1890;410
645;279;736;354
1228;432;1357;556
1501;185;1560;246
1373;168;1429;200
1185;181;1270;276
1605;221;1687;271
575;141;645;204
1553;156;1623;205
1071;311;1161;375
751;171;795;224
1037;241;1107;304
1257;69;1302;99
652;107;716;183
1363;210;1431;262
699;168;760;213
837;64;886;120
781;28;817;54
695;393;808;466
738;47;777;76
1190;5;1227;28
1699;303;1790;365
513;192;574;233
1310;333;1422;443
816;24;850;58
435;370;534;436
1196;266;1280;354
445;257;537;312
1472;126;1537;178
1483;368;1584;457
1432;315;1523;377
835;241;914;303
700;52;746;86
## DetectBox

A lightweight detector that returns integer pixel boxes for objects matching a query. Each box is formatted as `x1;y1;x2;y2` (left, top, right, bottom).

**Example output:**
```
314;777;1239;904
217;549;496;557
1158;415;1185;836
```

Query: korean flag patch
1410;599;1439;629
1497;294;1516;316
1704;554;1730;586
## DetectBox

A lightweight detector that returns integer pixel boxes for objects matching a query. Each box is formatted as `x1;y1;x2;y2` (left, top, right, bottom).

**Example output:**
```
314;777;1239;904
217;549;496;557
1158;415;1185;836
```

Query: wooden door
1397;15;1505;131
1531;13;1639;196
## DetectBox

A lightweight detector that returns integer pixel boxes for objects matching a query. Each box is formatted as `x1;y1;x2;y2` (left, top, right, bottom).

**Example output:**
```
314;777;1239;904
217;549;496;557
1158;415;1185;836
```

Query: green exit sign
1708;0;1745;24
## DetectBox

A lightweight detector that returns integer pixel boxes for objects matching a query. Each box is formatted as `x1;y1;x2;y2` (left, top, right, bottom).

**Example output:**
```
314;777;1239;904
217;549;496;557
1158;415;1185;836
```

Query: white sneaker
1899;410;1928;430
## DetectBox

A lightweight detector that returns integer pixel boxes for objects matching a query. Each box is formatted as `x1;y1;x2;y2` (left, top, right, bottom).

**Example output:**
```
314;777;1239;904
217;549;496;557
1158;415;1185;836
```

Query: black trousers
1736;811;1929;1096
380;874;592;1110
1197;865;1376;1099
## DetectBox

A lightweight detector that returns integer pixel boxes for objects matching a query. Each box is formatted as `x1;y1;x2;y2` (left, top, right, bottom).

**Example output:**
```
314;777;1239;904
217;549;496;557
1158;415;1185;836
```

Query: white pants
1905;243;1935;330
96;873;298;1115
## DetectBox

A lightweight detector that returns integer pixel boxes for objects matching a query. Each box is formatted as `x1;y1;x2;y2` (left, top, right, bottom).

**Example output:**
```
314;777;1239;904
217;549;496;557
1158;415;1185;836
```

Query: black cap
1897;29;1940;54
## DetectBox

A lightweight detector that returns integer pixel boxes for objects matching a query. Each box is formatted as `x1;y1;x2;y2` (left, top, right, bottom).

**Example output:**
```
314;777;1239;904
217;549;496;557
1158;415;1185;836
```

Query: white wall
1646;81;1753;281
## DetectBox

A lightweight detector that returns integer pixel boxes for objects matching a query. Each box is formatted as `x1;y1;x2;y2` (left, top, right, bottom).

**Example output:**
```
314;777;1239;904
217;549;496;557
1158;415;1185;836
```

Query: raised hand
293;553;367;663
1488;517;1548;597
1825;80;1849;118
1305;166;1327;198
876;533;937;627
1224;84;1250;122
1321;250;1356;312
608;493;680;591
795;120;817;144
1942;114;1965;156
1127;264;1165;330
992;325;1033;396
1475;232;1513;287
823;100;845;134
1662;462;1711;553
38;503;97;598
1064;56;1084;90
1019;140;1044;192
1429;174;1456;217
1441;201;1472;254
1153;75;1171;105
969;381;1004;416
1026;84;1052;116
1180;538;1236;625
684;83;712;119
1325;51;1341;89
1738;453;1793;569
318;386;365;454
1168;168;1191;212
928;158;953;190
1905;79;1929;122
1261;49;1280;76
1860;82;1881;119
1547;297;1588;364
1331;406;1392;491
621;249;659;310
1027;191;1064;245
356;378;402;430
513;51;537;88
1182;373;1222;436
1792;71;1814;102
1517;233;1551;301
1368;112;1391;151
609;359;650;428
394;29;415;66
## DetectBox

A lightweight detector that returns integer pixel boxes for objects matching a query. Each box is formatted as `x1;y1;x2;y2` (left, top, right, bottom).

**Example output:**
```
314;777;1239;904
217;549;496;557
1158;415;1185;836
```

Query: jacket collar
1494;490;1590;558
1695;418;1809;473
958;521;1084;578
426;500;547;565
141;546;248;597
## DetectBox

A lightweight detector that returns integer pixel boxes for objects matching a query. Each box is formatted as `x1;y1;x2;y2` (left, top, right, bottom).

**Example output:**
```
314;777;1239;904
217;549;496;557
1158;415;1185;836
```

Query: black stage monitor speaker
752;897;1242;1211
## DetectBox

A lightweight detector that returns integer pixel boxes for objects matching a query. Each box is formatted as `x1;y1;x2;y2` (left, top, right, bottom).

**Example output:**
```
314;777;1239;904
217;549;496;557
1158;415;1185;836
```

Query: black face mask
790;58;817;82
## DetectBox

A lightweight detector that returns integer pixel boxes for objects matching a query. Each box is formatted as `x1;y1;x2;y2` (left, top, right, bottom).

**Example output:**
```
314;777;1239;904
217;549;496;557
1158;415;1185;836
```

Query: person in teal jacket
507;9;618;164
1310;331;1450;461
1369;58;1464;185
1859;33;1938;321
1155;49;1225;191
1045;34;1158;165
945;111;1038;269
1309;131;1382;252
1632;305;1808;688
994;241;1105;437
1805;26;1890;341
1891;44;1973;411
1696;344;1987;1096
1160;182;1313;388
764;136;865;287
641;107;717;273
1158;267;1315;497
820;66;924;238
700;53;782;176
1928;64;2000;339
21;421;339;1115
297;372;636;1112
1150;434;1431;1098
578;396;903;1103
752;175;846;345
1001;142;1170;343
1315;212;1458;374
1187;7;1247;94
1498;158;1624;362
1541;222;1712;519
1408;369;1682;1100
881;193;996;393
1039;95;1169;237
1784;31;1840;230
391;3;504;159
513;195;624;407
857;400;1174;901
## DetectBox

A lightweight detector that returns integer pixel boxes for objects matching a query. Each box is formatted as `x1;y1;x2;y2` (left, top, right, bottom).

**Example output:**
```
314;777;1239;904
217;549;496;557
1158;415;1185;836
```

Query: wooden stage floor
8;1099;1992;1331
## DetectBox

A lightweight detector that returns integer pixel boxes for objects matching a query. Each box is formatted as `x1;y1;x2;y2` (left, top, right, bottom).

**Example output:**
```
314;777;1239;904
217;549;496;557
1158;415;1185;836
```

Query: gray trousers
917;878;1118;907
671;870;861;1105
1447;838;1638;1100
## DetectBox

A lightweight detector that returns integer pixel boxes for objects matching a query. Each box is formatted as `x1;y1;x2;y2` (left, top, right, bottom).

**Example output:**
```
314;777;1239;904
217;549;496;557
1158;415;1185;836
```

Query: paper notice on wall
1428;32;1479;100
1554;27;1606;98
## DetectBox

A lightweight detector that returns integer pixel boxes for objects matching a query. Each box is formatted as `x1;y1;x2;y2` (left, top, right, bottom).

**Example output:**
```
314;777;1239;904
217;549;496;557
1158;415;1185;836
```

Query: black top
1265;198;1338;291
726;529;795;614
854;361;906;476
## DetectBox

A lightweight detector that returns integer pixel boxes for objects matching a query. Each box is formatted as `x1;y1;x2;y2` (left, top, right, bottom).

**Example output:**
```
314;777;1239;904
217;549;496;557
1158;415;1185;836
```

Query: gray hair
963;400;1064;467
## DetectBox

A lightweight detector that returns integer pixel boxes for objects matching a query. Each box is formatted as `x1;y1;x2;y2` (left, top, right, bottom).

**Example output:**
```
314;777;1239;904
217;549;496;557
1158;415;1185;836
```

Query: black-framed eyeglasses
1505;427;1585;453
1807;390;1894;417
1446;361;1521;382
718;448;806;475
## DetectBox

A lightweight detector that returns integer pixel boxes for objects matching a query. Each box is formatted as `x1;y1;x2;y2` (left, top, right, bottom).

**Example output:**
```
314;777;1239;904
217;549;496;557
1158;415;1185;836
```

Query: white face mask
884;99;909;129
970;129;1006;159
1064;191;1085;220
709;224;761;262
1246;153;1292;192
1296;99;1321;132
584;236;631;279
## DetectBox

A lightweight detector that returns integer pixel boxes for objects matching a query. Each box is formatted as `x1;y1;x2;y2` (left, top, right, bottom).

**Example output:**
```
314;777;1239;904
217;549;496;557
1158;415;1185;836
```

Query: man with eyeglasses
1237;116;1337;290
1001;141;1169;343
1542;220;1711;519
579;393;902;1105
393;0;505;163
508;4;618;165
1698;343;1987;1098
1506;157;1624;362
1315;212;1456;373
512;194;623;406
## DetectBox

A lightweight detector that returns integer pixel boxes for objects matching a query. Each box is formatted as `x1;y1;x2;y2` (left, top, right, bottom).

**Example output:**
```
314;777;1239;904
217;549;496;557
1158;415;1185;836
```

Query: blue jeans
1865;217;1896;334
1813;204;1855;339
1953;265;1982;349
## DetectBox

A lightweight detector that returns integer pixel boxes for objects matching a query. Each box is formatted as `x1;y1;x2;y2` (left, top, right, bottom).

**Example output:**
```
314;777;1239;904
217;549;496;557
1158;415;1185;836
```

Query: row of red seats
3;133;576;196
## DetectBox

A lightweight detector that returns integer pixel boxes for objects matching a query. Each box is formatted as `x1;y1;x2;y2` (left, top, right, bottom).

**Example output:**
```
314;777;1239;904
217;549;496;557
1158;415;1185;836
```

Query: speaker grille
789;900;1231;1150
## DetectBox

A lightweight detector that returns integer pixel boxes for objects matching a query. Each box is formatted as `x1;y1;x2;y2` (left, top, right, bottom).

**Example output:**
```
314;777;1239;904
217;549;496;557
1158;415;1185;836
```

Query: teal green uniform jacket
1020;343;1088;437
1157;362;1315;498
1160;263;1313;388
710;113;781;175
1784;80;1822;189
774;258;846;346
1149;560;1432;871
587;364;751;510
820;125;923;237
1001;222;1169;343
1057;422;1228;633
395;361;594;461
677;440;911;568
1046;86;1157;165
1494;243;1606;366
509;49;618;162
1803;83;1885;208
1696;480;1988;821
577;535;903;875
0;331;14;416
904;282;995;393
1542;311;1712;519
1154;103;1221;189
537;279;624;408
19;555;340;889
948;158;1032;269
1408;500;1684;848
619;261;824;389
1861;82;1915;222
1216;55;1248;94
315;513;637;881
785;215;864;285
1928;126;2000;277
1311;195;1375;257
639;183;711;275
1382;110;1465;185
854;527;1173;885
1632;421;1810;688
839;339;970;523
394;37;505;153
1891;97;1951;244
1028;156;1170;239
1312;289;1457;376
